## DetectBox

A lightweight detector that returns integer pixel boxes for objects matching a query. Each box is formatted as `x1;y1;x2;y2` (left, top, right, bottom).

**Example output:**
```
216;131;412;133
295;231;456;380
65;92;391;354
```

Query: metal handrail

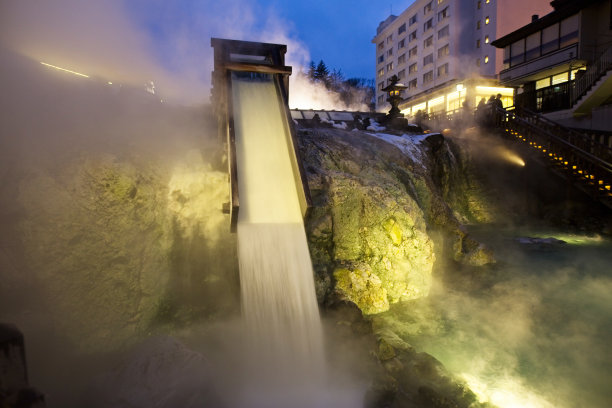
572;46;612;105
504;108;612;175
515;107;612;156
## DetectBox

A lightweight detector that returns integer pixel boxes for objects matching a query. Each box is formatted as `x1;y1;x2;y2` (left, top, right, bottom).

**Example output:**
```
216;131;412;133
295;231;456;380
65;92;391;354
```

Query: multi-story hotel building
372;0;553;116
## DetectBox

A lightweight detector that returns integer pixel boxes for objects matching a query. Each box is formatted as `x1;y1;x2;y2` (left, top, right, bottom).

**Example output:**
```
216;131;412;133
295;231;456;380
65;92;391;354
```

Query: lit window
486;0;490;3
484;56;489;63
485;16;490;24
536;78;550;89
378;68;385;77
485;35;489;44
386;62;394;72
437;44;450;58
409;63;418;73
408;79;418;89
552;72;569;85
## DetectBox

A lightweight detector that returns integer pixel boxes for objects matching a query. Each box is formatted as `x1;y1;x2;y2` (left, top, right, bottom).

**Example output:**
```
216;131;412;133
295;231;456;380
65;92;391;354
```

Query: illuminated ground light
40;62;89;78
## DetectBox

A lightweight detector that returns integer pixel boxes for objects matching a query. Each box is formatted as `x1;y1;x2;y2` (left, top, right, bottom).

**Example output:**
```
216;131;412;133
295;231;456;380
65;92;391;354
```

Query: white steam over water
231;74;327;407
403;228;612;408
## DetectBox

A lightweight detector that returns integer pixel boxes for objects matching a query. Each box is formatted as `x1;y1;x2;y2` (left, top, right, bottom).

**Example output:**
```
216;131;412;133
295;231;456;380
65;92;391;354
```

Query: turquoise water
405;228;612;408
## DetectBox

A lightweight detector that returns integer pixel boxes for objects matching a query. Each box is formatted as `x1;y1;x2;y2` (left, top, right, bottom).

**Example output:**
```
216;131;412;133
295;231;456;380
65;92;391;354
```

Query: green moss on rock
334;267;389;314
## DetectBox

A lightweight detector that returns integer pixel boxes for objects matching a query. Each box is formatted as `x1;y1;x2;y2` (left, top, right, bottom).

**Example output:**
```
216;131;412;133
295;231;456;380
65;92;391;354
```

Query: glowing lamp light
40;61;89;78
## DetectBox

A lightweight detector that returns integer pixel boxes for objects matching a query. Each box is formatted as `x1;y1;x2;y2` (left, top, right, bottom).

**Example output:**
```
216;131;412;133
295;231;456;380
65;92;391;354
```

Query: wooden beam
225;62;292;75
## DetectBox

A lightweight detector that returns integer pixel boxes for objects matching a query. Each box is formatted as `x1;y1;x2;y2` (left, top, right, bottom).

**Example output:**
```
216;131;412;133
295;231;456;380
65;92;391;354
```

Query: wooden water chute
211;38;312;232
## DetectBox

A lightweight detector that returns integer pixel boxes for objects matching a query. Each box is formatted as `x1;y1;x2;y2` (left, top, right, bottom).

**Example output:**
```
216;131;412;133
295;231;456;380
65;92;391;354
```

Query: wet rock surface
298;126;500;408
1;150;238;354
298;127;496;314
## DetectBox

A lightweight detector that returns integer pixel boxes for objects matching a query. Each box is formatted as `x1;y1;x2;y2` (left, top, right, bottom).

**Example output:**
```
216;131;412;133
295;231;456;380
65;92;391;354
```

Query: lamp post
382;75;407;120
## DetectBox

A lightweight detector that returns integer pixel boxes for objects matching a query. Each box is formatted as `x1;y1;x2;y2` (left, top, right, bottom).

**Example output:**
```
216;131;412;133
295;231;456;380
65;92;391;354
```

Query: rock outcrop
298;127;495;315
2;150;238;353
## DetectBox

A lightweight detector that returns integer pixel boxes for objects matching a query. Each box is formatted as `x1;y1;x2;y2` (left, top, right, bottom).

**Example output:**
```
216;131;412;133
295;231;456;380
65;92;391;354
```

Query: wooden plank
225;62;292;75
226;71;240;233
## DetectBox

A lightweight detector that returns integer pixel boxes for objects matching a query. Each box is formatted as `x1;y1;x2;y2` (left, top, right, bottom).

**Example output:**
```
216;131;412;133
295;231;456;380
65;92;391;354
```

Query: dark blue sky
264;0;413;79
126;0;416;81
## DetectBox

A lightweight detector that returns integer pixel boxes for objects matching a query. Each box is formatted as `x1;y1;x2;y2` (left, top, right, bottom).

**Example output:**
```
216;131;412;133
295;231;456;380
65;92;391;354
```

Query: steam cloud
1;0;357;109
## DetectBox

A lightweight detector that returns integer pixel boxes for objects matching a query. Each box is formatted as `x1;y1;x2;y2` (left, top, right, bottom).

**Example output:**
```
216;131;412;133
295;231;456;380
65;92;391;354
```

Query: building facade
372;0;552;116
491;0;612;131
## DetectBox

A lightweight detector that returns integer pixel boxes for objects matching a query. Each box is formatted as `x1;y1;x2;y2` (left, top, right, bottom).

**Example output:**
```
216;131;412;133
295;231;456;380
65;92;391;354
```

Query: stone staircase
500;106;612;209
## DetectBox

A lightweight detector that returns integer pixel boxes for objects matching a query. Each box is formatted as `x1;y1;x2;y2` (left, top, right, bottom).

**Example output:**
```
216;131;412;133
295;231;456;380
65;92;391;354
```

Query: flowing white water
231;72;326;407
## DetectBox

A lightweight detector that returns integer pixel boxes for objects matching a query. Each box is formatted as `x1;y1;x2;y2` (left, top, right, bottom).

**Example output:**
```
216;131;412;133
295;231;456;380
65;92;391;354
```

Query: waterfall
231;72;326;407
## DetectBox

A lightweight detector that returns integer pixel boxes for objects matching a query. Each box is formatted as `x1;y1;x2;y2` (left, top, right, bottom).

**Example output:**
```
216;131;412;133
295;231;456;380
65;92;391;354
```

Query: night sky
123;0;416;79
1;0;416;103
